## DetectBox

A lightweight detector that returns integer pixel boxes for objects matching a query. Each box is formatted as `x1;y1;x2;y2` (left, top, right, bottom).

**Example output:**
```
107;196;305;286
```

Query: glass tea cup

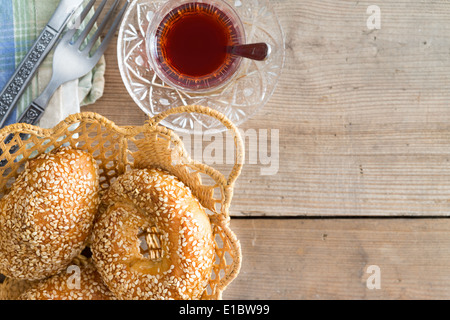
146;0;246;93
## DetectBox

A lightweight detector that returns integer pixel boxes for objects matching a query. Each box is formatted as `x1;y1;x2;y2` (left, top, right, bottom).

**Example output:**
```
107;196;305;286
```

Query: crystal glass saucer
117;0;285;134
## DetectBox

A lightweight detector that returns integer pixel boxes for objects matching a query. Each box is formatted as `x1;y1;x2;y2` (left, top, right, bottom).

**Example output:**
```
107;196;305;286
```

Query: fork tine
74;0;108;48
83;0;121;54
91;1;129;61
63;0;97;41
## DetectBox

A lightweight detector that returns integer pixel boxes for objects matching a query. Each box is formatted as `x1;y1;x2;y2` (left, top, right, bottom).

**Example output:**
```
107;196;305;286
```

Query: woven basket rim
0;105;244;184
0;105;244;299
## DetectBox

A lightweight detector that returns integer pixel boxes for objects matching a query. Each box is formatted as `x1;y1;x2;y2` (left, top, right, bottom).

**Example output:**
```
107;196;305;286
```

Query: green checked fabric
1;0;106;128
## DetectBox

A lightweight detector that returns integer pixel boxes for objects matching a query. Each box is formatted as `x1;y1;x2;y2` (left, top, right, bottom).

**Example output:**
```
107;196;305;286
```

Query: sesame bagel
91;168;215;300
17;257;116;300
0;147;100;280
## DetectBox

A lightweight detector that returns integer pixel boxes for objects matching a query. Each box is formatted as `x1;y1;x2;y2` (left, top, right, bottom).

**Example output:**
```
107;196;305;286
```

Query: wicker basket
0;105;244;300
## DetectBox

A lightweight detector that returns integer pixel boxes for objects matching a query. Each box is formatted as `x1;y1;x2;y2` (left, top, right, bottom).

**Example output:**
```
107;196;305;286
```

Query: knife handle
0;25;58;128
17;102;46;126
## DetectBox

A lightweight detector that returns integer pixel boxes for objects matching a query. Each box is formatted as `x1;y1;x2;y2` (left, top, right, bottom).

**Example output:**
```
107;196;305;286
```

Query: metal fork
0;0;129;166
18;0;129;126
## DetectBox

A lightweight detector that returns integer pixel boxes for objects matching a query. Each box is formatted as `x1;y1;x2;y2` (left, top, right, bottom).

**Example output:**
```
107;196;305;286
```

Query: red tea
154;2;242;90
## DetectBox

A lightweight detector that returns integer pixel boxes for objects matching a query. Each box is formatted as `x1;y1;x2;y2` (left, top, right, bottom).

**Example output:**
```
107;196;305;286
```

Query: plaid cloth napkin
0;0;106;129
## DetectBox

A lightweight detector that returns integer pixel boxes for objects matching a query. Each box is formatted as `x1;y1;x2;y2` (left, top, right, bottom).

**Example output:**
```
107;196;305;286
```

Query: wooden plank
226;0;450;217
87;0;450;216
222;218;450;299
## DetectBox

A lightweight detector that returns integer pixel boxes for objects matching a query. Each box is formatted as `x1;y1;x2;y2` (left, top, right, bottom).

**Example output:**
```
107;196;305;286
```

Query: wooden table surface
85;0;450;299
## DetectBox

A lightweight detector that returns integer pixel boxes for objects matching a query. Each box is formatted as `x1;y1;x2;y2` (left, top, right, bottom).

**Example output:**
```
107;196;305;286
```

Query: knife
0;0;84;128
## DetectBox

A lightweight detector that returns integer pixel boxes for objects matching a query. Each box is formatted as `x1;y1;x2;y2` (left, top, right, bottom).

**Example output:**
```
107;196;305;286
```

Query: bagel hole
81;246;93;258
138;226;163;261
0;273;5;284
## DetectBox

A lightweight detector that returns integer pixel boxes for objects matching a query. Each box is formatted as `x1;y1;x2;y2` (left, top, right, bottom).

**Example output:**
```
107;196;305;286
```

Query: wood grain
223;218;450;299
88;0;450;217
3;0;449;302
228;0;450;217
82;0;450;300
